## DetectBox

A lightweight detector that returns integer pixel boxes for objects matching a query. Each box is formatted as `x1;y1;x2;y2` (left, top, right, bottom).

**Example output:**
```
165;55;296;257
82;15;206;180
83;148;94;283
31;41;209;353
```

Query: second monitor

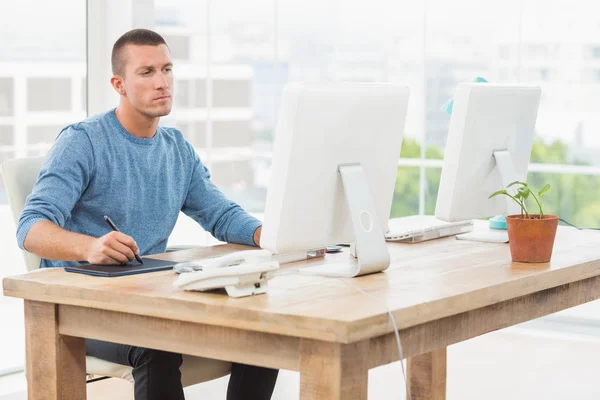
435;82;542;223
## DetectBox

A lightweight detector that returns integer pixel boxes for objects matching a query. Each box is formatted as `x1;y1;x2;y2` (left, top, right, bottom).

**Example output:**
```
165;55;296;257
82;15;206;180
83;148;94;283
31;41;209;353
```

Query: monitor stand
456;150;519;242
299;163;391;277
493;150;522;216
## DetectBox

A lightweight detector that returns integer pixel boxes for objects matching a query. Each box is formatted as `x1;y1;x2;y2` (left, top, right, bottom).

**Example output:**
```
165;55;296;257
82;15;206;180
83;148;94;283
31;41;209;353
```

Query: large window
0;0;86;379
154;0;600;230
155;0;427;218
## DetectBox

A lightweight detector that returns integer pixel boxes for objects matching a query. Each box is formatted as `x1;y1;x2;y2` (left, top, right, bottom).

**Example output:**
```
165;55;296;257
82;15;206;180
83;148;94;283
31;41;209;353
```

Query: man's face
119;44;173;118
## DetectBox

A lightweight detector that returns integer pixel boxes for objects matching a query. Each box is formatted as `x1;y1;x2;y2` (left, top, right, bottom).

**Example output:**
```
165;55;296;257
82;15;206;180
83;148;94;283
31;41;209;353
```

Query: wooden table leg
299;339;369;400
24;300;87;400
407;347;447;400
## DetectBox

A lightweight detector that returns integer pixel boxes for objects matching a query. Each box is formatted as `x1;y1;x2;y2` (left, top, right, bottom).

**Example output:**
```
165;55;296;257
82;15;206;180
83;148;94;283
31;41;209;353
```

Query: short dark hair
111;29;169;76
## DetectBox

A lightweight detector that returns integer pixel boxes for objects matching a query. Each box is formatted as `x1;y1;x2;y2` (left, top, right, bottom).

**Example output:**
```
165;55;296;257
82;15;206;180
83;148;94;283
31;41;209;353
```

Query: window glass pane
0;78;14;116
162;34;190;60
179;121;207;149
528;171;600;228
174;79;190;108
424;167;442;215
211;121;251;148
194;79;207;107
523;0;600;166
391;167;420;218
81;77;86;112
27;125;63;144
27;78;72;112
0;125;14;145
212;79;251;107
212;160;254;188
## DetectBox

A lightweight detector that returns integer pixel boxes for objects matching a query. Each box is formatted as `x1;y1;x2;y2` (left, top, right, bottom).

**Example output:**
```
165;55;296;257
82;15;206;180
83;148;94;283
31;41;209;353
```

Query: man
16;29;278;400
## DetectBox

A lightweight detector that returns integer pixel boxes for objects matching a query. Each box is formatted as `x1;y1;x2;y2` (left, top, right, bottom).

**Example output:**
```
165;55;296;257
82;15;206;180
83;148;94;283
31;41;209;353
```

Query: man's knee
130;347;183;370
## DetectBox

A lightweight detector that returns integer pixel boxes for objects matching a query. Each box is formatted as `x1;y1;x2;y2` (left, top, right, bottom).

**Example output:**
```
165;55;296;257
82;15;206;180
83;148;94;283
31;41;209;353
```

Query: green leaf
488;189;507;199
507;181;528;188
517;186;530;199
538;184;551;198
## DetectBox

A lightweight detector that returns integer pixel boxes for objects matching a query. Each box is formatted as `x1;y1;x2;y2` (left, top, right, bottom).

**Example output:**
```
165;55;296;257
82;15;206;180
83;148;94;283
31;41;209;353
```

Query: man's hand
253;225;262;247
23;220;140;265
85;231;140;265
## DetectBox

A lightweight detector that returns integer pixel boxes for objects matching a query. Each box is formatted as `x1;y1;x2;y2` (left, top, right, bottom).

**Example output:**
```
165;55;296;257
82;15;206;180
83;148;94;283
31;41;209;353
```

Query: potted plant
489;181;558;263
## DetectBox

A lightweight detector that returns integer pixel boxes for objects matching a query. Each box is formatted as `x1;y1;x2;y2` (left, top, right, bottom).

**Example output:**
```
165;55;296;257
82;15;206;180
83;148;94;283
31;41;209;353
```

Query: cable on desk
558;217;600;231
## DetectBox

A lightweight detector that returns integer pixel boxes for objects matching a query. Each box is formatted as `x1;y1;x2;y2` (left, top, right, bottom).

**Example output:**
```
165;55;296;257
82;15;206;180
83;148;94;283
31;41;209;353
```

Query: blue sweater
17;109;261;268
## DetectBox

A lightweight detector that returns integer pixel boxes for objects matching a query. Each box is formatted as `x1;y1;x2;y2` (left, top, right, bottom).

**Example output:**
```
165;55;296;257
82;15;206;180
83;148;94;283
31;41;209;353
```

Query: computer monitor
434;83;542;223
260;82;410;277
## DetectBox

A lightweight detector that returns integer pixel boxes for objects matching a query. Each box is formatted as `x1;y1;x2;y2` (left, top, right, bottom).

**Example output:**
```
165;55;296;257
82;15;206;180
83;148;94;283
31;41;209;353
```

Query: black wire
559;218;600;231
86;376;110;383
559;218;580;229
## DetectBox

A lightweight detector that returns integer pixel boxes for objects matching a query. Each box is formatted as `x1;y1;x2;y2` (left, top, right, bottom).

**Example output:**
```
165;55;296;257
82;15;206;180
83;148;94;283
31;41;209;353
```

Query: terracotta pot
505;214;559;263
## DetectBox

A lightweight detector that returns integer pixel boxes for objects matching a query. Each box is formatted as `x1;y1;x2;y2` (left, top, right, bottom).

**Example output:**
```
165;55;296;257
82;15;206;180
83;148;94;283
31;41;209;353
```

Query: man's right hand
86;231;140;265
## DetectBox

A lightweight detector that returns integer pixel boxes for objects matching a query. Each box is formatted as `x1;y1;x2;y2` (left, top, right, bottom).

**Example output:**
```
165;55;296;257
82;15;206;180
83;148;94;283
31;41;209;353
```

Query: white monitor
434;83;542;222
260;82;410;277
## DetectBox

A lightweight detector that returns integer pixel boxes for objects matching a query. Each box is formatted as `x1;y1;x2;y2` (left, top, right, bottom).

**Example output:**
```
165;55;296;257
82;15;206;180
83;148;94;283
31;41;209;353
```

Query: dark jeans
86;339;279;400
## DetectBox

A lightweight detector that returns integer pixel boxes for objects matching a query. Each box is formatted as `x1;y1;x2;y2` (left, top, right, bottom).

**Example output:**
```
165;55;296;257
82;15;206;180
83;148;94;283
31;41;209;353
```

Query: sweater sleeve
180;143;260;247
16;126;95;250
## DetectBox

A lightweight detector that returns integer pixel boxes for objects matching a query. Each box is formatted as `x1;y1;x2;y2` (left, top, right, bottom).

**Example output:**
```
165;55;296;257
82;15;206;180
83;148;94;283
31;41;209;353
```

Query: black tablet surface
64;258;176;277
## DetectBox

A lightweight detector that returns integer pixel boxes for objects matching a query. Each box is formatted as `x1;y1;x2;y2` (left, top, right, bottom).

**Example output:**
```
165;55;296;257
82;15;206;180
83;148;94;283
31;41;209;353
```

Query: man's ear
110;75;126;96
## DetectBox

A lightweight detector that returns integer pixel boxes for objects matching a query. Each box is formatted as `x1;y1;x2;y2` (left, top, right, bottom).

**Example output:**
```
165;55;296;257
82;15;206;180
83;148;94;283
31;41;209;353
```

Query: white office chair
1;156;232;388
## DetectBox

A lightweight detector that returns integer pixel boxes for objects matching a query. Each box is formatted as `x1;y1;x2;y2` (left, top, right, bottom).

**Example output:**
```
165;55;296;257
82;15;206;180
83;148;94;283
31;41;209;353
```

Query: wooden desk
4;227;600;400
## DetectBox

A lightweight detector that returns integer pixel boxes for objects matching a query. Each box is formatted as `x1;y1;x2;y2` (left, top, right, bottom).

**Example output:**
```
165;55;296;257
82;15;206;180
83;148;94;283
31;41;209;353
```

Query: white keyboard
388;216;447;233
386;215;473;242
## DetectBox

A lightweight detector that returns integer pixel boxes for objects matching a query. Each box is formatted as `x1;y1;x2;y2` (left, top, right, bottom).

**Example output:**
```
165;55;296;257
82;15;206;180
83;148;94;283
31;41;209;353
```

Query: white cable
274;268;410;399
336;277;410;400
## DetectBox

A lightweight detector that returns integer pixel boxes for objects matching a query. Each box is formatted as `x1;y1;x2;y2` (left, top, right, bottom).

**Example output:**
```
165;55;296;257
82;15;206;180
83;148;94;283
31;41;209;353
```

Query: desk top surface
4;226;600;343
